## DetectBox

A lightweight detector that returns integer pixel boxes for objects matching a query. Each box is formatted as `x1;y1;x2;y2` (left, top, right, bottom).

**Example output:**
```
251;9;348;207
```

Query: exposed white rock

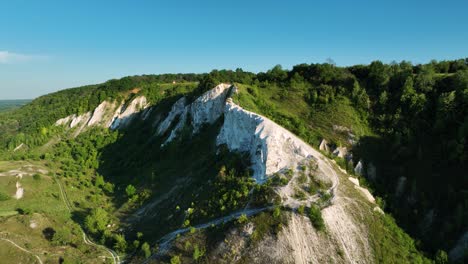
54;95;149;135
110;96;148;129
354;160;363;176
354;186;375;203
142;107;153;120
373;207;384;214
164;108;188;144
348;177;360;186
332;146;348;158
87;101;117;127
157;97;187;136
190;83;232;133
70;112;91;128
55;115;75;126
13;143;25;152
319;139;329;152
333;125;351;133
217;99;319;183
157;84;233;145
14;181;23;199
71;112;92;138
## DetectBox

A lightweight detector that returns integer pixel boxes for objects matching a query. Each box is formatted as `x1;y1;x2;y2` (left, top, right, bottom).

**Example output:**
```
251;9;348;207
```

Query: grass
0;210;19;217
233;83;373;147
0;160;109;263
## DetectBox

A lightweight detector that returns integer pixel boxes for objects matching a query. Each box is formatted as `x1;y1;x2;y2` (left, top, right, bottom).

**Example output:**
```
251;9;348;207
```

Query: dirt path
54;175;120;264
143;206;271;263
0;237;43;264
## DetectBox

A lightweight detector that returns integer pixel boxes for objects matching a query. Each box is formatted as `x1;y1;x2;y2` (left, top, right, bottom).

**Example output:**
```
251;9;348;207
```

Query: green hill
0;58;467;263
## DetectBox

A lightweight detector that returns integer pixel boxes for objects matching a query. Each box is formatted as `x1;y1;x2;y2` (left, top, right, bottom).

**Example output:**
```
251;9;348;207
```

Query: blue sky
1;0;467;99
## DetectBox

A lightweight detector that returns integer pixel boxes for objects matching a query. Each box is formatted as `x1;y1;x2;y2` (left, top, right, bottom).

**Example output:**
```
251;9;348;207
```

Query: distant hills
0;99;32;112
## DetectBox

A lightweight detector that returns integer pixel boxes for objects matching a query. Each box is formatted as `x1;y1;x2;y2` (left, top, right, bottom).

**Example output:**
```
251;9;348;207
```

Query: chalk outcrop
55;96;149;135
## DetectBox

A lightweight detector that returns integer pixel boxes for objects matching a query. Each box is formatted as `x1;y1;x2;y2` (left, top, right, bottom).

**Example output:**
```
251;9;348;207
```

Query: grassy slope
233;83;373;147
0;161;104;263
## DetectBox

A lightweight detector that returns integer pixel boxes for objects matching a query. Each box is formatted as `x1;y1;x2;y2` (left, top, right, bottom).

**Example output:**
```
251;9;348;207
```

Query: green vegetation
308;205;325;231
170;255;181;264
0;191;10;201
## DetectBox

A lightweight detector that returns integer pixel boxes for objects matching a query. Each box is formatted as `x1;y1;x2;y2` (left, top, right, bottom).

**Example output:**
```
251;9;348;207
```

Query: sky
1;0;467;99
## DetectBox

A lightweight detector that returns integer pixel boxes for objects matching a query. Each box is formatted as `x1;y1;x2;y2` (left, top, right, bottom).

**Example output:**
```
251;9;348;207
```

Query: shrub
237;214;248;224
193;244;205;261
308;205;325;231
297;205;305;215
434;250;448;264
52;227;73;246
33;174;41;180
125;184;136;198
273;207;281;218
170;255;181;264
113;234;127;253
141;242;151;258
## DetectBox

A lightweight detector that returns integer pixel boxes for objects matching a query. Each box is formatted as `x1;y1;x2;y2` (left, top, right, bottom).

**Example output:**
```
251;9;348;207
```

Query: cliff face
55;95;149;134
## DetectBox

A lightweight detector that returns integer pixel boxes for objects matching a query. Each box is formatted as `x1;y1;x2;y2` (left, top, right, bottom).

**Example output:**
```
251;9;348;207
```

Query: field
0;160;108;263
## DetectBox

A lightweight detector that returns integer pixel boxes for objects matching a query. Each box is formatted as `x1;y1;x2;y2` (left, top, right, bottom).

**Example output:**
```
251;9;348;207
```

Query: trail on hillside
143;206;272;263
54;174;120;264
0;237;43;264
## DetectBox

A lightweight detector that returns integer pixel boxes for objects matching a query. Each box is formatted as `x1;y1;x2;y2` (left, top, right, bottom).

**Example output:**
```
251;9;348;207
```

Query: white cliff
55;96;149;134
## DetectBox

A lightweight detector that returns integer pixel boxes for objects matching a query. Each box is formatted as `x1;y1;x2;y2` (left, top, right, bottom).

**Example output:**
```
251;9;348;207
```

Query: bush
113;234;127;253
33;174;41;180
237;214;248;224
170;255;181;264
125;184;136;198
141;242;151;258
52;227;73;246
193;244;205;261
308;205;325;231
434;250;448;264
297;205;305;215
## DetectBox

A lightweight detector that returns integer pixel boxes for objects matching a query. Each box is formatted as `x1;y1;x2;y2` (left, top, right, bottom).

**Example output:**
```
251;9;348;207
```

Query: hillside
0;59;467;263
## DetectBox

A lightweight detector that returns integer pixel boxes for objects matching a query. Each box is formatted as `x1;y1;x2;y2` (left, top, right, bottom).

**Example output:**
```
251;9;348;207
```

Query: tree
401;77;426;115
351;80;370;111
113;234;127;253
84;208;109;234
434;250;448;264
141;242;151;258
125;184;136;198
368;60;390;94
266;65;287;82
309;205;325;231
170;255;181;264
193;244;205;261
52;227;73;246
94;174;105;188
